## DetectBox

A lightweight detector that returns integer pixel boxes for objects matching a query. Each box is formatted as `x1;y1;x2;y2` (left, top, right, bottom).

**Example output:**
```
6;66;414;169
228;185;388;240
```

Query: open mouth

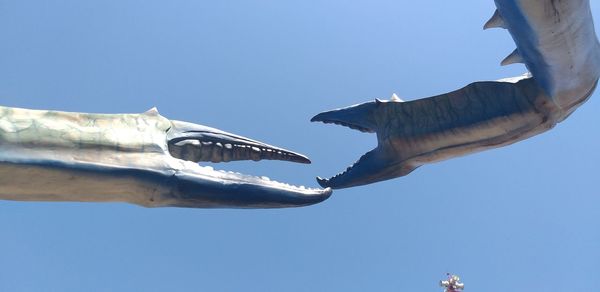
165;120;332;206
310;101;388;189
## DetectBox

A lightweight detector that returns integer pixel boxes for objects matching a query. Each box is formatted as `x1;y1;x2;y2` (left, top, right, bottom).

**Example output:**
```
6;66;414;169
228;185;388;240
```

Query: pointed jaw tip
316;176;329;188
310;103;378;133
315;147;416;189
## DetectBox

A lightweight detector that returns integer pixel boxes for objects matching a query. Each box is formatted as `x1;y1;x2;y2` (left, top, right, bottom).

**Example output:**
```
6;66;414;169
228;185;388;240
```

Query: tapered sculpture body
314;0;600;188
0;106;331;208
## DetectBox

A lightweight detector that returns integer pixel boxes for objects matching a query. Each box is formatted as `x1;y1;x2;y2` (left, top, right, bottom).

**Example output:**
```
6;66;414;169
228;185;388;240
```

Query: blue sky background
1;1;599;291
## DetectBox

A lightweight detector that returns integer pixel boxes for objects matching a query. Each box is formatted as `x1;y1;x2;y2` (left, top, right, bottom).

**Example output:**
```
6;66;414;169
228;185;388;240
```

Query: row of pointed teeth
192;164;325;191
484;9;525;67
316;119;374;133
169;140;306;163
318;158;360;185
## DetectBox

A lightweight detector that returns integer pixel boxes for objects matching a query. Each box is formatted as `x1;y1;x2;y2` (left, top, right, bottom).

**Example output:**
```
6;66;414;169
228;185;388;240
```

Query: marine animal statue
313;0;600;189
0;106;331;208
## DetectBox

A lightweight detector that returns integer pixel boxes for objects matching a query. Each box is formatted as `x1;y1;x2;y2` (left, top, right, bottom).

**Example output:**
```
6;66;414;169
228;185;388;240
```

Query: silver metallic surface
314;0;600;189
0;106;331;208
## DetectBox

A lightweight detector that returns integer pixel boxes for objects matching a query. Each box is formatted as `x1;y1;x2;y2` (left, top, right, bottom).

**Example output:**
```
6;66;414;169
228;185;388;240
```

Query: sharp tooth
169;144;183;159
251;146;261;161
501;49;524;66
222;144;233;162
484;9;506;30
190;140;200;146
181;143;199;161
260;148;271;160
199;142;212;161
210;143;223;163
232;144;247;161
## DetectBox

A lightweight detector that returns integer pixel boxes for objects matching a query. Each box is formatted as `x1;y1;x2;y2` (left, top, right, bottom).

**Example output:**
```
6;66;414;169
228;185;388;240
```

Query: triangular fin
390;93;404;102
484;10;506;30
501;49;524;66
144;107;160;116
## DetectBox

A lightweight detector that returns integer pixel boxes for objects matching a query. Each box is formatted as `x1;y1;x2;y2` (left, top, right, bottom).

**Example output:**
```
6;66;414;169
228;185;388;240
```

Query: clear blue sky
1;1;599;291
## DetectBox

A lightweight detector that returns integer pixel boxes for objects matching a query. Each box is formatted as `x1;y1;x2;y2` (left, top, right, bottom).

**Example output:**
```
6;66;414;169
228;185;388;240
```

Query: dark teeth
210;143;223;163
168;140;310;164
250;146;261;161
317;155;363;188
222;144;233;162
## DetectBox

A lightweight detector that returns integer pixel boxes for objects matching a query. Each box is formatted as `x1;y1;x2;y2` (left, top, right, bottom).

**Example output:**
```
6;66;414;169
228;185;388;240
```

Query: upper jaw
167;120;311;164
310;100;379;133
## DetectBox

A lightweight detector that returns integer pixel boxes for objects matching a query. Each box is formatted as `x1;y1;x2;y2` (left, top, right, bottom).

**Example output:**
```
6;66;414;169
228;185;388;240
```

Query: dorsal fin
144;107;160;116
390;93;404;102
501;49;524;66
484;10;506;30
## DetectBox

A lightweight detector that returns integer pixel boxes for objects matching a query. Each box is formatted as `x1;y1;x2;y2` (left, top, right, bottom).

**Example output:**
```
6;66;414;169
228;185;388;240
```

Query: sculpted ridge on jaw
313;0;600;189
0;106;331;208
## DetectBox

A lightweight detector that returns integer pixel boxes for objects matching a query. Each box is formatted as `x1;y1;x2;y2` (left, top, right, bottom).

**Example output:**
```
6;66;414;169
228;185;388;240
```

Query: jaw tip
316;176;330;188
320;187;333;197
310;114;324;123
294;154;312;164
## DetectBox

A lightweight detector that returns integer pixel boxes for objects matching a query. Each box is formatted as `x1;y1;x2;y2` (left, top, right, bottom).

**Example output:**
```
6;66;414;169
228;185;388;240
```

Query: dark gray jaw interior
167;120;311;164
169;138;310;164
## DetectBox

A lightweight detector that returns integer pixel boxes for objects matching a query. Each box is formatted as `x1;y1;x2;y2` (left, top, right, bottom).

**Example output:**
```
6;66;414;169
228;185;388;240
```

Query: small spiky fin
144;107;160;116
501;49;524;66
390;93;404;102
484;10;506;30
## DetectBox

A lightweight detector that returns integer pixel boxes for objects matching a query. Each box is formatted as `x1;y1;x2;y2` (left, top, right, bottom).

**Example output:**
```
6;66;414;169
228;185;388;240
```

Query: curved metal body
313;0;600;188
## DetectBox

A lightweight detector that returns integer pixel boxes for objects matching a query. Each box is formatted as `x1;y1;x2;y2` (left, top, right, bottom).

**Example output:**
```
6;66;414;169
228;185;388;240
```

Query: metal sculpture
313;0;600;189
0;106;331;208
